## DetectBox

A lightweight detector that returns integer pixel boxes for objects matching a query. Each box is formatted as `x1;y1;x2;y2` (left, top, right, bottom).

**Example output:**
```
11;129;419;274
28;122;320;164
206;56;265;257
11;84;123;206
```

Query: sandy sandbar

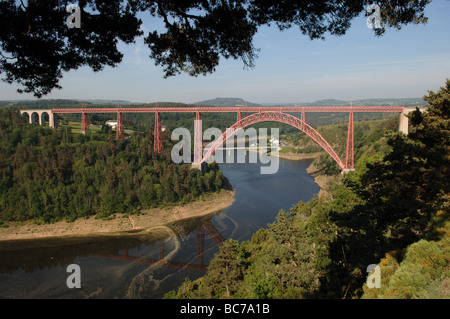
0;189;235;243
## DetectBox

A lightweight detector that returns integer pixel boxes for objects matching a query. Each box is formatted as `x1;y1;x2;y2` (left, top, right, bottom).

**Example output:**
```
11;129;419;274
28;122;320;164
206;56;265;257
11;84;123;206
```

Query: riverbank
306;161;336;198
0;189;235;243
276;151;321;161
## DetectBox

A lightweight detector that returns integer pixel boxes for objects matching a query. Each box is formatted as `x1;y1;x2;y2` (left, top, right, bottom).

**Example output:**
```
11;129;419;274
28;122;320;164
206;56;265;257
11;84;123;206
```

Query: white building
105;120;118;129
270;138;279;146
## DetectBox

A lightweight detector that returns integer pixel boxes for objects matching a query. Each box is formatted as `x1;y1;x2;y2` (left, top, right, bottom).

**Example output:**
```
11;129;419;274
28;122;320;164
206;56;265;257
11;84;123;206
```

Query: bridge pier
154;112;164;153
237;111;242;128
399;110;410;135
345;110;354;170
301;108;305;130
116;111;125;139
399;106;427;135
81;112;89;134
194;111;203;164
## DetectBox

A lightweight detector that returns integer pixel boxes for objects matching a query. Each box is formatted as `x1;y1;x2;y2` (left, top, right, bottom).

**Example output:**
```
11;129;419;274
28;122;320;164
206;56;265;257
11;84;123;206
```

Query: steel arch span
201;111;345;169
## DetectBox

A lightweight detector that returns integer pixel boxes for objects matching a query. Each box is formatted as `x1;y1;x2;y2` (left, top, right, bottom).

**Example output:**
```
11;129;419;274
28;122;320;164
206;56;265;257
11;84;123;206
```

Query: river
0;158;319;299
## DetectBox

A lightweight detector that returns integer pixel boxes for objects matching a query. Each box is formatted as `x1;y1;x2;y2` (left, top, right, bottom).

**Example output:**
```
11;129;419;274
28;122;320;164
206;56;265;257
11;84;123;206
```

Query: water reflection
97;220;225;273
0;158;319;298
0;214;225;298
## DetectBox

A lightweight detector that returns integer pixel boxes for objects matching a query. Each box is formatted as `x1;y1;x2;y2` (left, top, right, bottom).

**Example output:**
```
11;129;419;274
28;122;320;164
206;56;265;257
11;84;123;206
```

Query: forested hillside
283;116;399;175
166;80;449;299
0;108;229;224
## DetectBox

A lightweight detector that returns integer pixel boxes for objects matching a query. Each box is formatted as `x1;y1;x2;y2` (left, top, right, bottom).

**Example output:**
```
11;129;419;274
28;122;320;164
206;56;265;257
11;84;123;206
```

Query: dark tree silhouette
0;0;430;97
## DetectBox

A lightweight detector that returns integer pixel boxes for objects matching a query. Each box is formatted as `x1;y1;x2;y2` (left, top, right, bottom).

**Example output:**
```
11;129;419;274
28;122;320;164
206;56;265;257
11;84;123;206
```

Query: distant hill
197;97;261;107
262;98;425;107
303;99;349;106
350;98;425;107
77;99;133;105
0;99;134;108
302;98;425;107
1;97;426;109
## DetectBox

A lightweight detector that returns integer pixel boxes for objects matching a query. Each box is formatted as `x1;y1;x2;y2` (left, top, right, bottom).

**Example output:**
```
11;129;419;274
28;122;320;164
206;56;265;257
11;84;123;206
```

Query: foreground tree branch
0;0;430;97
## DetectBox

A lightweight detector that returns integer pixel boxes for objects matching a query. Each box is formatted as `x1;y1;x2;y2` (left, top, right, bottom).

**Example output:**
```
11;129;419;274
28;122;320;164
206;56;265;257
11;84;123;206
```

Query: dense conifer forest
0;108;229;224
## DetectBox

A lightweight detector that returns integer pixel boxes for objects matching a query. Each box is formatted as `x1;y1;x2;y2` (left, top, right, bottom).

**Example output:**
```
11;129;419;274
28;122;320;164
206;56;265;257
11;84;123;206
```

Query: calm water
0;158;319;299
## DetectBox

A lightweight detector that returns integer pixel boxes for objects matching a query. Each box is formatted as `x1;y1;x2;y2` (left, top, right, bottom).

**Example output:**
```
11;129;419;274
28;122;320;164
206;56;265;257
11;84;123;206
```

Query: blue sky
1;1;449;104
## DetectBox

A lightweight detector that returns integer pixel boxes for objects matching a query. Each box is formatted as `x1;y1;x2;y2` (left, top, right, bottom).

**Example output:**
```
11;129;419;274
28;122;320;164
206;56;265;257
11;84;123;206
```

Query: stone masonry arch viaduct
19;109;55;128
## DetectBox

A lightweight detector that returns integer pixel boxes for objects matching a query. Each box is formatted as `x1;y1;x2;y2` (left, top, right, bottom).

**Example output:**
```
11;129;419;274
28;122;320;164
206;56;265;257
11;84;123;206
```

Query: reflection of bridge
99;221;225;272
19;105;424;172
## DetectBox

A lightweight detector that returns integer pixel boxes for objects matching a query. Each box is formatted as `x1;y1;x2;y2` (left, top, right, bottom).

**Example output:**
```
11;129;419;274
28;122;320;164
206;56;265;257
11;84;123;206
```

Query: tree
197;239;248;298
1;0;430;97
328;79;450;298
214;170;224;191
360;80;449;246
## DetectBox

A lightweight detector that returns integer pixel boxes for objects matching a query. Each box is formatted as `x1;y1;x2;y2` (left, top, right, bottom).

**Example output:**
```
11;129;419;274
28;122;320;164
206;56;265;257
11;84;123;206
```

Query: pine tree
199;239;247;298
